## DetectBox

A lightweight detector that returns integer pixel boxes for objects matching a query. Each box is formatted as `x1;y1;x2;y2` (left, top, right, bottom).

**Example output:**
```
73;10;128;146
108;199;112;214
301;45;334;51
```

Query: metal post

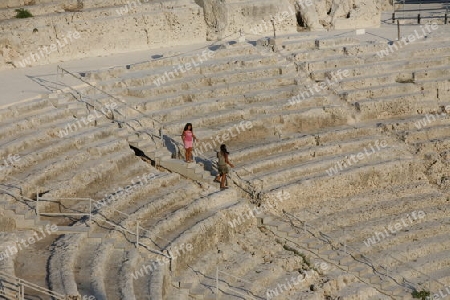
36;190;39;218
270;19;276;38
445;13;447;24
216;267;219;299
403;0;405;20
417;14;421;24
392;12;395;23
89;199;92;225
397;20;400;41
19;280;24;300
343;229;347;254
136;221;139;248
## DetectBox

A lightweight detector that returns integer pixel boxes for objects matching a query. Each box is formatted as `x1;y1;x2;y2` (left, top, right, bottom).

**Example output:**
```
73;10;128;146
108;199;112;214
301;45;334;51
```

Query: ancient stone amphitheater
1;0;450;299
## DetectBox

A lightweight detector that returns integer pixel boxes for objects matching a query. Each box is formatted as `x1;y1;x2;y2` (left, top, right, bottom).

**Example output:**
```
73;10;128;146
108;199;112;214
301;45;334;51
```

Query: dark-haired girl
215;144;234;190
182;123;197;163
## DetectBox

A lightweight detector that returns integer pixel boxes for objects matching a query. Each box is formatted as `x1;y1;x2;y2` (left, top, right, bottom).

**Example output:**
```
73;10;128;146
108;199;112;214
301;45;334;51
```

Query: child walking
182;123;197;163
215;144;234;190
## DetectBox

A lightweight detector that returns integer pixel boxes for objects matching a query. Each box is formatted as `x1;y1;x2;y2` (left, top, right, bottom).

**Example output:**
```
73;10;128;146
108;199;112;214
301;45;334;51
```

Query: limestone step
306;191;444;238
118;44;260;76
236;135;388;178
359;218;450;265
337;73;398;91
112;53;281;92
20;141;135;197
103;247;127;300
414;66;450;80
91;173;183;230
300;56;364;73
49;233;86;296
167;200;250;273
328;212;449;259
281;38;316;52
292;47;344;61
314;55;450;82
356;91;435;120
143;188;238;249
339;82;422;102
406;117;450;142
315;37;361;49
6;124;117;173
251;145;405;192
344;42;389;56
336;282;386;299
117;248;141;300
125;72;296;104
267;158;420;212
0;105;76;141
99;52;274;88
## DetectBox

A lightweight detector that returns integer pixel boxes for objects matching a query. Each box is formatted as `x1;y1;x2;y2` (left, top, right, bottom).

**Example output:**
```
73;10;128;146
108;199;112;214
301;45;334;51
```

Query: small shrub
412;290;431;300
15;8;33;18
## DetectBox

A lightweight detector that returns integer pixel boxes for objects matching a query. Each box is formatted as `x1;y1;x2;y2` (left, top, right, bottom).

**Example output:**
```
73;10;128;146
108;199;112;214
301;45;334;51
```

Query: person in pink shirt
182;123;197;163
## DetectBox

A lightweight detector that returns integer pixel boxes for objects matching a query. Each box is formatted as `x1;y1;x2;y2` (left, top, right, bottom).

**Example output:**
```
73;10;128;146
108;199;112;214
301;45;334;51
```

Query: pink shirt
183;130;193;148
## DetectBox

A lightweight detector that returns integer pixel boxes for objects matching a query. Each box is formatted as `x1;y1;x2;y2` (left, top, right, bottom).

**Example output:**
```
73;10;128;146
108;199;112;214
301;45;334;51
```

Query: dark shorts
218;164;229;175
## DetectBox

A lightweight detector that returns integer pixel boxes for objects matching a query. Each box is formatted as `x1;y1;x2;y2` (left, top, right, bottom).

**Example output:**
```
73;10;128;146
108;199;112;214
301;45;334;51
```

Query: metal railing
56;66;163;144
1;186;168;260
392;0;449;24
0;270;65;300
36;192;92;225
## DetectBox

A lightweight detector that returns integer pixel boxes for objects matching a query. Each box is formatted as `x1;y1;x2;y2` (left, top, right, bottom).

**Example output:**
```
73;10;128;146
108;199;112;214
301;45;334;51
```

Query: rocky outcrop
291;0;382;31
199;0;298;39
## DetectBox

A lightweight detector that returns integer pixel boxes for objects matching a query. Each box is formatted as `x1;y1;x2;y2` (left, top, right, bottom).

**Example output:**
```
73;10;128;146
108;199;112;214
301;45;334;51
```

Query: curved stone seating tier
0;101;77;142
335;282;384;299
46;172;205;298
262;157;422;213
167;224;316;299
228;124;406;192
371;235;450;287
128;82;300;123
91;172;183;225
405;118;450;143
10;135;133;199
235;136;393;179
279;36;317;52
167;199;252;273
255;145;406;193
257;194;449;297
49;232;86;296
228;124;381;175
87;45;262;83
312;55;450;82
140;188;238;249
123;70;296;101
355;91;438;120
6;123;120;173
322;201;449;251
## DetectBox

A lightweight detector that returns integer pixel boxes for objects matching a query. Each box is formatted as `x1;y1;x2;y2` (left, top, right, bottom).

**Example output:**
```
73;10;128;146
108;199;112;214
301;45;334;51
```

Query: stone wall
0;0;383;70
0;1;207;69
